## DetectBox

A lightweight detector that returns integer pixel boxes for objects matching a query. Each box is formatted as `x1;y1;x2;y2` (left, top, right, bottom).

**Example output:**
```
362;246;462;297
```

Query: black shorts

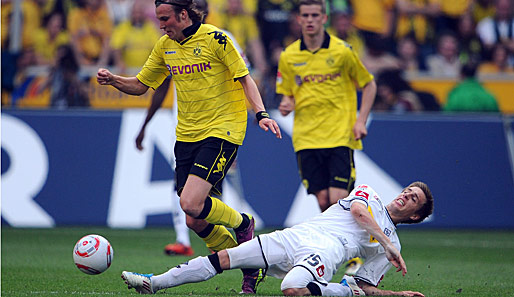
296;146;355;195
174;137;238;196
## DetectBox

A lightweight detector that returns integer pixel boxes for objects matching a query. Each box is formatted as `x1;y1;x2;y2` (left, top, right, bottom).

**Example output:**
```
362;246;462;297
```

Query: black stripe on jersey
385;208;396;227
338;197;369;211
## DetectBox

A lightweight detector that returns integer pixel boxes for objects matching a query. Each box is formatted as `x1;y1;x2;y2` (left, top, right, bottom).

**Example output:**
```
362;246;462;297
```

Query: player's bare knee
179;197;202;217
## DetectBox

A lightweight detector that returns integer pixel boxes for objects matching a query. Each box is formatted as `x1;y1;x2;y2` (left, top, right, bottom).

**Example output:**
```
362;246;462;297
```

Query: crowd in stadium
1;0;512;111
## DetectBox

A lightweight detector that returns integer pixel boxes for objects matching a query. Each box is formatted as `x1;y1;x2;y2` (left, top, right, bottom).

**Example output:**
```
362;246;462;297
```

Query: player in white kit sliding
122;182;433;296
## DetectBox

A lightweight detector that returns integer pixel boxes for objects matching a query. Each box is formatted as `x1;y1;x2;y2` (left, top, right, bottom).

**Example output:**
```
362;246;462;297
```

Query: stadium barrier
2;109;513;229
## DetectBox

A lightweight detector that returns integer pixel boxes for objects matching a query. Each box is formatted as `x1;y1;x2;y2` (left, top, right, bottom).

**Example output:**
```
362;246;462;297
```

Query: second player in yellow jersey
277;0;376;213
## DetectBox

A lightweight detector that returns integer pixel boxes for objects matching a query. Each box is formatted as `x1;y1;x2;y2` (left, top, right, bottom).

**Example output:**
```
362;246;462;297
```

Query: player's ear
322;13;328;24
409;213;420;222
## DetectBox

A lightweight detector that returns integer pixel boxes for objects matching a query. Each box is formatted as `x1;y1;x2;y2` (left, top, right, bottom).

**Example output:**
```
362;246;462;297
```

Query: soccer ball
73;234;114;275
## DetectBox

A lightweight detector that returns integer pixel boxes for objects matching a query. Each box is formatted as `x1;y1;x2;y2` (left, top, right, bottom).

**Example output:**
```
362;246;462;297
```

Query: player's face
390;187;427;221
297;5;327;37
156;5;187;40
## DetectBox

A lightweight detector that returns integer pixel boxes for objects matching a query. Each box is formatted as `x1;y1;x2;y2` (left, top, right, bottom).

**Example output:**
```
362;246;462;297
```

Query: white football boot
121;271;155;294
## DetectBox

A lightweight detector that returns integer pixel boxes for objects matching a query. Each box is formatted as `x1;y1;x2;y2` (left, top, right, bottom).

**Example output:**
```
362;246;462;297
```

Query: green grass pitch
2;227;514;296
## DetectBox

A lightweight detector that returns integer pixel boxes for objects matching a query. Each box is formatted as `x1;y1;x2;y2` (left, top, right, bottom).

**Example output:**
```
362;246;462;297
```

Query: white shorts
227;227;346;285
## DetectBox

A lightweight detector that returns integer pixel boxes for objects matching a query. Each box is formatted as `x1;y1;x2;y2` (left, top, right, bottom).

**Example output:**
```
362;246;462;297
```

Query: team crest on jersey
193;43;202;56
208;31;227;50
326;56;335;66
383;228;392;237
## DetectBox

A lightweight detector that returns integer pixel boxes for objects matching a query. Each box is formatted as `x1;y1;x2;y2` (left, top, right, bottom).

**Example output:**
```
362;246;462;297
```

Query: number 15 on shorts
303;253;325;277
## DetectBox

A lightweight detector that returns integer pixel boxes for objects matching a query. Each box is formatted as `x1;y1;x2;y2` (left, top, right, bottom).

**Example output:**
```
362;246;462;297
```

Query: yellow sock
201;225;238;252
204;197;243;229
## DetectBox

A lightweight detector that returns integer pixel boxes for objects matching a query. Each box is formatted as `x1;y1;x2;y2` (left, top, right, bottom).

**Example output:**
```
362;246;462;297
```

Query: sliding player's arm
350;202;407;275
357;279;425;297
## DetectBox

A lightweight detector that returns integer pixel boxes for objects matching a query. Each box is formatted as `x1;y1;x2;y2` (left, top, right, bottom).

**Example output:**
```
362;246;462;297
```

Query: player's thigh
328;146;355;192
296;149;330;194
175;140;201;196
175;137;238;196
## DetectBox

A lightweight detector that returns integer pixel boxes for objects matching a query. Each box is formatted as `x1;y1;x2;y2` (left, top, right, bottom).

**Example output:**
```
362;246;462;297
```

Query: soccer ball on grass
73;234;114;275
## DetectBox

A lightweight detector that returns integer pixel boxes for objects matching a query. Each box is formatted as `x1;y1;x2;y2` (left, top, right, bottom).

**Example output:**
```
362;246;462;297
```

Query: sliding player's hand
384;243;407;276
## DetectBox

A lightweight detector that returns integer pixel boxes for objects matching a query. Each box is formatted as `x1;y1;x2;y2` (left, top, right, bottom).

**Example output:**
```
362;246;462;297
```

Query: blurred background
2;0;514;229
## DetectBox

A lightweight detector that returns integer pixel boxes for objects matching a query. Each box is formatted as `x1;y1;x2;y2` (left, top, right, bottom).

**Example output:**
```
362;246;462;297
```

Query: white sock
320;282;353;296
151;256;217;291
171;191;190;246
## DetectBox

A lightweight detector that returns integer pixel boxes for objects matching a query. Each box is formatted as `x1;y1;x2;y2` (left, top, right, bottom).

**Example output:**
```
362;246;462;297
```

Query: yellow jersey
137;23;250;145
276;33;373;152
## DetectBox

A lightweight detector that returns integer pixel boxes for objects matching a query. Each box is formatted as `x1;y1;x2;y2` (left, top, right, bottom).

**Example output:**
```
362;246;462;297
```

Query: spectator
1;0;50;50
349;0;396;53
329;9;365;57
444;62;499;112
110;0;161;74
256;0;297;66
373;69;423;112
33;12;70;65
396;36;425;72
68;0;113;67
478;43;514;74
361;34;402;75
105;0;135;25
394;0;440;57
476;0;514;56
457;13;484;65
214;0;268;81
436;0;472;34
47;45;90;108
472;0;496;24
426;32;461;77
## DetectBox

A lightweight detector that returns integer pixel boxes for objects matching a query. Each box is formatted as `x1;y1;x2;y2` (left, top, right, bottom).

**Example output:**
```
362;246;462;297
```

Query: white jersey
257;184;399;286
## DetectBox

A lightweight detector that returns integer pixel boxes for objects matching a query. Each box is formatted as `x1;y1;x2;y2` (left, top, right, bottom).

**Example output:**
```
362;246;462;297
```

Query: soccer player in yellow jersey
277;0;376;274
97;0;281;293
